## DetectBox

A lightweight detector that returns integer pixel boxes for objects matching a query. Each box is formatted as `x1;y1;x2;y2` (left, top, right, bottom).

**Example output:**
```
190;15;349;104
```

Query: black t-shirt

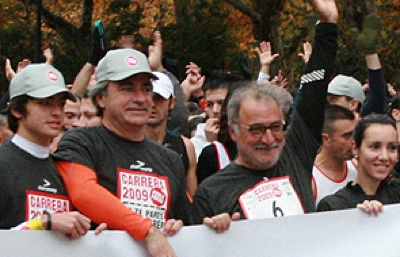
0;141;70;228
192;113;319;223
163;130;189;175
191;22;339;223
54;126;190;227
196;141;237;185
317;181;400;212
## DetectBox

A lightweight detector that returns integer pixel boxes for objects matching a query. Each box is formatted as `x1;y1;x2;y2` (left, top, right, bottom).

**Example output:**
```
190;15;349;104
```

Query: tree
161;0;238;80
222;1;310;75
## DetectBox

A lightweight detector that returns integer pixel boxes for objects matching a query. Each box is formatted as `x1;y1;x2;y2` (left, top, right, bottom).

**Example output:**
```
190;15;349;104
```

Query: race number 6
273;200;284;217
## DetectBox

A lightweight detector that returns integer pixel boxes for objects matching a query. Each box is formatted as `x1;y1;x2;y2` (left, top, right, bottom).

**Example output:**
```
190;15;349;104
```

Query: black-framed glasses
239;122;283;138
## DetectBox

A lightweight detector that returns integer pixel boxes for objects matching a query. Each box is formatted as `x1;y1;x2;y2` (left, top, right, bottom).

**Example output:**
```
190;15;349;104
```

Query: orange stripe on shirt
56;160;152;240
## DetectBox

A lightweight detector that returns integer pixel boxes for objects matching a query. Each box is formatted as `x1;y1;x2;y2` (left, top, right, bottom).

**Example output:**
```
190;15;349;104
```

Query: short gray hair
227;82;292;129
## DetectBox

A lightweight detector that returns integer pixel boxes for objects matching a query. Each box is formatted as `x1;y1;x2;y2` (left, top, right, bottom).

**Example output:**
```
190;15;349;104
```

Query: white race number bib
26;191;72;221
239;176;304;219
117;169;171;229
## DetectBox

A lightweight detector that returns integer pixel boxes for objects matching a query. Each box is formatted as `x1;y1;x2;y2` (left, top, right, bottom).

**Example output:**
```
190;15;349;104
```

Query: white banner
2;204;400;257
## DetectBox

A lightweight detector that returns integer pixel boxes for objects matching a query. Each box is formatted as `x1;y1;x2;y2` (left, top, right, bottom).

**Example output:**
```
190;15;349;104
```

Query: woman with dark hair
318;114;400;213
385;96;400;178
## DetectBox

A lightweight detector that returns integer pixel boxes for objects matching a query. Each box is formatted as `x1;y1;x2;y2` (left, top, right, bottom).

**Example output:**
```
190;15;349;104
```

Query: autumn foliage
0;0;398;91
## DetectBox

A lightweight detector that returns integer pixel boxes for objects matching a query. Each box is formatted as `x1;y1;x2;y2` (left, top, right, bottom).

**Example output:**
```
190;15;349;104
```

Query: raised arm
256;41;279;85
356;14;386;116
148;31;190;134
295;0;338;141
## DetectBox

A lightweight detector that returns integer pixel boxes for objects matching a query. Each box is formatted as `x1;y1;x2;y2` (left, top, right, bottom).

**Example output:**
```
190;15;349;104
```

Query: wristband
43;210;52;230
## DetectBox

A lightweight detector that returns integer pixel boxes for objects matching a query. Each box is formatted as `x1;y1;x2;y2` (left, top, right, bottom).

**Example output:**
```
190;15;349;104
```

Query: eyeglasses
239;122;283;138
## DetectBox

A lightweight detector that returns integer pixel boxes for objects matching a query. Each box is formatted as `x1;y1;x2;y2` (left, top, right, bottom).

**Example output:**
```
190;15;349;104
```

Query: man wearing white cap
145;71;197;197
0;64;96;238
54;49;189;257
327;74;365;119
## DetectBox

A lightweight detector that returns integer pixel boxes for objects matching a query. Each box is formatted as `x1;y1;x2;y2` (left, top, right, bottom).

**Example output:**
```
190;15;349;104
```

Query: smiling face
230;97;285;170
354;124;398;184
13;93;67;146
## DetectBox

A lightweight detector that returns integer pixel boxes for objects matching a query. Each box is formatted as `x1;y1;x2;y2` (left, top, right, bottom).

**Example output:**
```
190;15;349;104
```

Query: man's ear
391;109;400;121
228;122;238;142
96;93;106;109
10;108;23;119
349;99;359;113
321;132;330;145
169;96;176;110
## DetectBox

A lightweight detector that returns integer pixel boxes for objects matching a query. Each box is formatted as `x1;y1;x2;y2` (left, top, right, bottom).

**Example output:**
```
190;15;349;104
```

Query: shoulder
317;184;354;211
62;126;103;141
198;143;217;158
145;138;181;160
199;163;240;186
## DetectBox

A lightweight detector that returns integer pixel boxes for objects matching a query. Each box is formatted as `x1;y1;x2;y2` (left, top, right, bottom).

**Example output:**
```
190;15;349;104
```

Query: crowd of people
1;0;399;256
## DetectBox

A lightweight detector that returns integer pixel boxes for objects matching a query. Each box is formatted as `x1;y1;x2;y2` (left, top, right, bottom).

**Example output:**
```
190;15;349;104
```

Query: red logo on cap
47;71;58;81
126;56;138;66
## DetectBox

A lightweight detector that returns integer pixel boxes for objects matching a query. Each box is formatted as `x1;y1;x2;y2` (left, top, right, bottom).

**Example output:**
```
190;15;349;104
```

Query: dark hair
323;104;355;135
90;86;106;118
7;95;30;133
82;90;101;117
386;96;400;120
187;116;204;137
217;81;247;144
353;114;396;148
202;70;241;93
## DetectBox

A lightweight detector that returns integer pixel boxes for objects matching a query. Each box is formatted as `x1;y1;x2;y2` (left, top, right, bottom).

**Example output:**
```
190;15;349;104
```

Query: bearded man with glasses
191;0;339;232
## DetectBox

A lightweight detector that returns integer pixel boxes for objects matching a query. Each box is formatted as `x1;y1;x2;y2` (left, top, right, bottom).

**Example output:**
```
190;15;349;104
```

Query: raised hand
298;42;312;64
352;14;382;54
312;0;339;24
256;41;279;67
255;41;279;74
43;48;54;65
270;70;289;89
17;59;31;73
5;58;15;82
181;62;205;102
148;31;164;71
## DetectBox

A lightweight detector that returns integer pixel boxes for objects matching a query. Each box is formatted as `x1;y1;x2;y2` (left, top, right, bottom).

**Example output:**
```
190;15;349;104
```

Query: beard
237;141;284;170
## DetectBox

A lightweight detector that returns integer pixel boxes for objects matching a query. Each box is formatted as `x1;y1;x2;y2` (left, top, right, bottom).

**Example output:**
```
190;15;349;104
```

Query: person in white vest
313;104;358;206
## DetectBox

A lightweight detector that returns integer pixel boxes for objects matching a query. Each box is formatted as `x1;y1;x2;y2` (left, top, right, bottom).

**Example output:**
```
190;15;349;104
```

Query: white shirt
313;160;358;206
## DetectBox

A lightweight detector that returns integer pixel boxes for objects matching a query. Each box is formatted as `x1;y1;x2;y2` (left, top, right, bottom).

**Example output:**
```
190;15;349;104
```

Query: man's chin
146;120;161;127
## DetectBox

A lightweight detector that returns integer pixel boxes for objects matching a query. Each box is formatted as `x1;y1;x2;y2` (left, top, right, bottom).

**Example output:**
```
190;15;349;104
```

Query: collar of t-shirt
12;134;51;159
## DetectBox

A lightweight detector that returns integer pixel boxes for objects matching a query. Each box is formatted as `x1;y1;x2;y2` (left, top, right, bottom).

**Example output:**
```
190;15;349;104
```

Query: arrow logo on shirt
43;179;51;187
130;160;153;172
